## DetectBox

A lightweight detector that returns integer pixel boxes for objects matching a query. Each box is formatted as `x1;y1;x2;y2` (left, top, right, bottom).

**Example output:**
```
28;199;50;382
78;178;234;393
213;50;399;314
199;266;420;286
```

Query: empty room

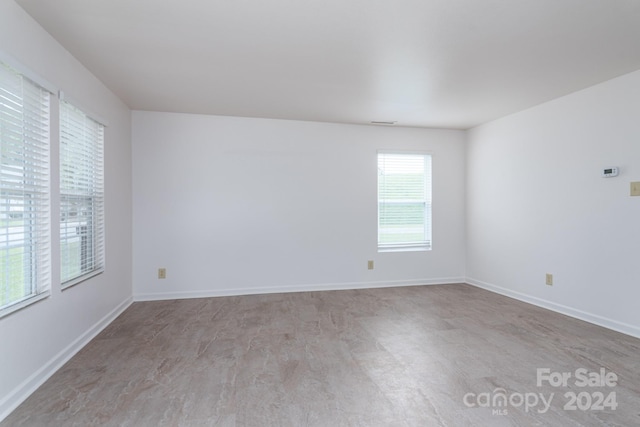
1;0;639;425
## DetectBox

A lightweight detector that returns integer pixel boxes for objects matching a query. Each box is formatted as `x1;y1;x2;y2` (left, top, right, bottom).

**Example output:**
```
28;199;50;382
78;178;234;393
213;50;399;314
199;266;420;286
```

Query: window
0;61;51;316
60;101;104;286
377;152;432;251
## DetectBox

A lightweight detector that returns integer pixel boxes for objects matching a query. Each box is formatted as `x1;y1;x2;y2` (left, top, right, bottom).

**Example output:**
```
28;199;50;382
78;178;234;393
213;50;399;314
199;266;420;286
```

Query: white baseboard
466;277;640;340
0;296;133;422
133;277;466;302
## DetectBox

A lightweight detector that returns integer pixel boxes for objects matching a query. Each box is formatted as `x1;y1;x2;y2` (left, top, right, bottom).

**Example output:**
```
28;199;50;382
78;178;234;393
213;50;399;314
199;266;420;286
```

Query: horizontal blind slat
377;152;432;249
60;101;105;285
1;60;51;314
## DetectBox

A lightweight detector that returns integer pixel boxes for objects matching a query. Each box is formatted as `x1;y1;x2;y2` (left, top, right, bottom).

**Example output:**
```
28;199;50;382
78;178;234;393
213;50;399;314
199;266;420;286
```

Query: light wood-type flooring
3;284;640;426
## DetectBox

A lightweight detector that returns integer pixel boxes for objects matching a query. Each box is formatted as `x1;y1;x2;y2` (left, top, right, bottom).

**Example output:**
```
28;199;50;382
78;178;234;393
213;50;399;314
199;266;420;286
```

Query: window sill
0;291;50;319
62;268;104;291
378;246;431;253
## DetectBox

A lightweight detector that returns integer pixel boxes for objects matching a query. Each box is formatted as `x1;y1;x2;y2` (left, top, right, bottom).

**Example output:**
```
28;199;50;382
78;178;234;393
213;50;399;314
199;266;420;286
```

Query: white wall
466;70;640;337
133;112;466;299
0;0;132;419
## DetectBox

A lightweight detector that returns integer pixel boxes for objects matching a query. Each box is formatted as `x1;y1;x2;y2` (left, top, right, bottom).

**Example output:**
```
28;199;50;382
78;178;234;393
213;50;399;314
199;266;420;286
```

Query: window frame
0;57;54;318
59;99;105;289
377;150;432;253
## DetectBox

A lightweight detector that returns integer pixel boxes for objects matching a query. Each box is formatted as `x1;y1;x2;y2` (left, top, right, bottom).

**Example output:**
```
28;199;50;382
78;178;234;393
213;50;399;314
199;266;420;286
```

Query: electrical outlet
367;260;374;270
158;268;166;279
545;273;553;286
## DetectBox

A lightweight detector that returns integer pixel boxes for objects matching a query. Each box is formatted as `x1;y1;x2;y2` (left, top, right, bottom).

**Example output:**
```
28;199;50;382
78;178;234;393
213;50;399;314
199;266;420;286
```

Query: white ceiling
15;0;640;129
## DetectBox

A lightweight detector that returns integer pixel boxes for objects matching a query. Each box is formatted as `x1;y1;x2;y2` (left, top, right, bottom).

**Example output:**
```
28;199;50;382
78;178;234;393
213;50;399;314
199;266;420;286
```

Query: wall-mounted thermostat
602;167;619;178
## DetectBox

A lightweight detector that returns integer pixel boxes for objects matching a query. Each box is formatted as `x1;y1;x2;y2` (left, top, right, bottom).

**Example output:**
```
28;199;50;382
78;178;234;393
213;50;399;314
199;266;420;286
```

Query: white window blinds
378;152;432;251
0;61;51;316
60;101;104;285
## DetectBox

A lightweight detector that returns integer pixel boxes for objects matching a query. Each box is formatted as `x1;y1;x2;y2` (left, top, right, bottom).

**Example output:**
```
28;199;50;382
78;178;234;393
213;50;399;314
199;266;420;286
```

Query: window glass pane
60;101;104;285
378;152;431;250
0;61;51;315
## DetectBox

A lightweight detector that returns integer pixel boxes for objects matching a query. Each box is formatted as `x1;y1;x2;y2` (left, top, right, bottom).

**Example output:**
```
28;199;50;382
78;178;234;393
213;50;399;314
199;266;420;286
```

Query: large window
0;61;51;316
60;101;104;286
378;152;432;251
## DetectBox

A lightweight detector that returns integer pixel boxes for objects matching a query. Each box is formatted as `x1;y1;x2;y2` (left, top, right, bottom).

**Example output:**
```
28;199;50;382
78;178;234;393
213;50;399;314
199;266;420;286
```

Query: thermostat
602;167;619;178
